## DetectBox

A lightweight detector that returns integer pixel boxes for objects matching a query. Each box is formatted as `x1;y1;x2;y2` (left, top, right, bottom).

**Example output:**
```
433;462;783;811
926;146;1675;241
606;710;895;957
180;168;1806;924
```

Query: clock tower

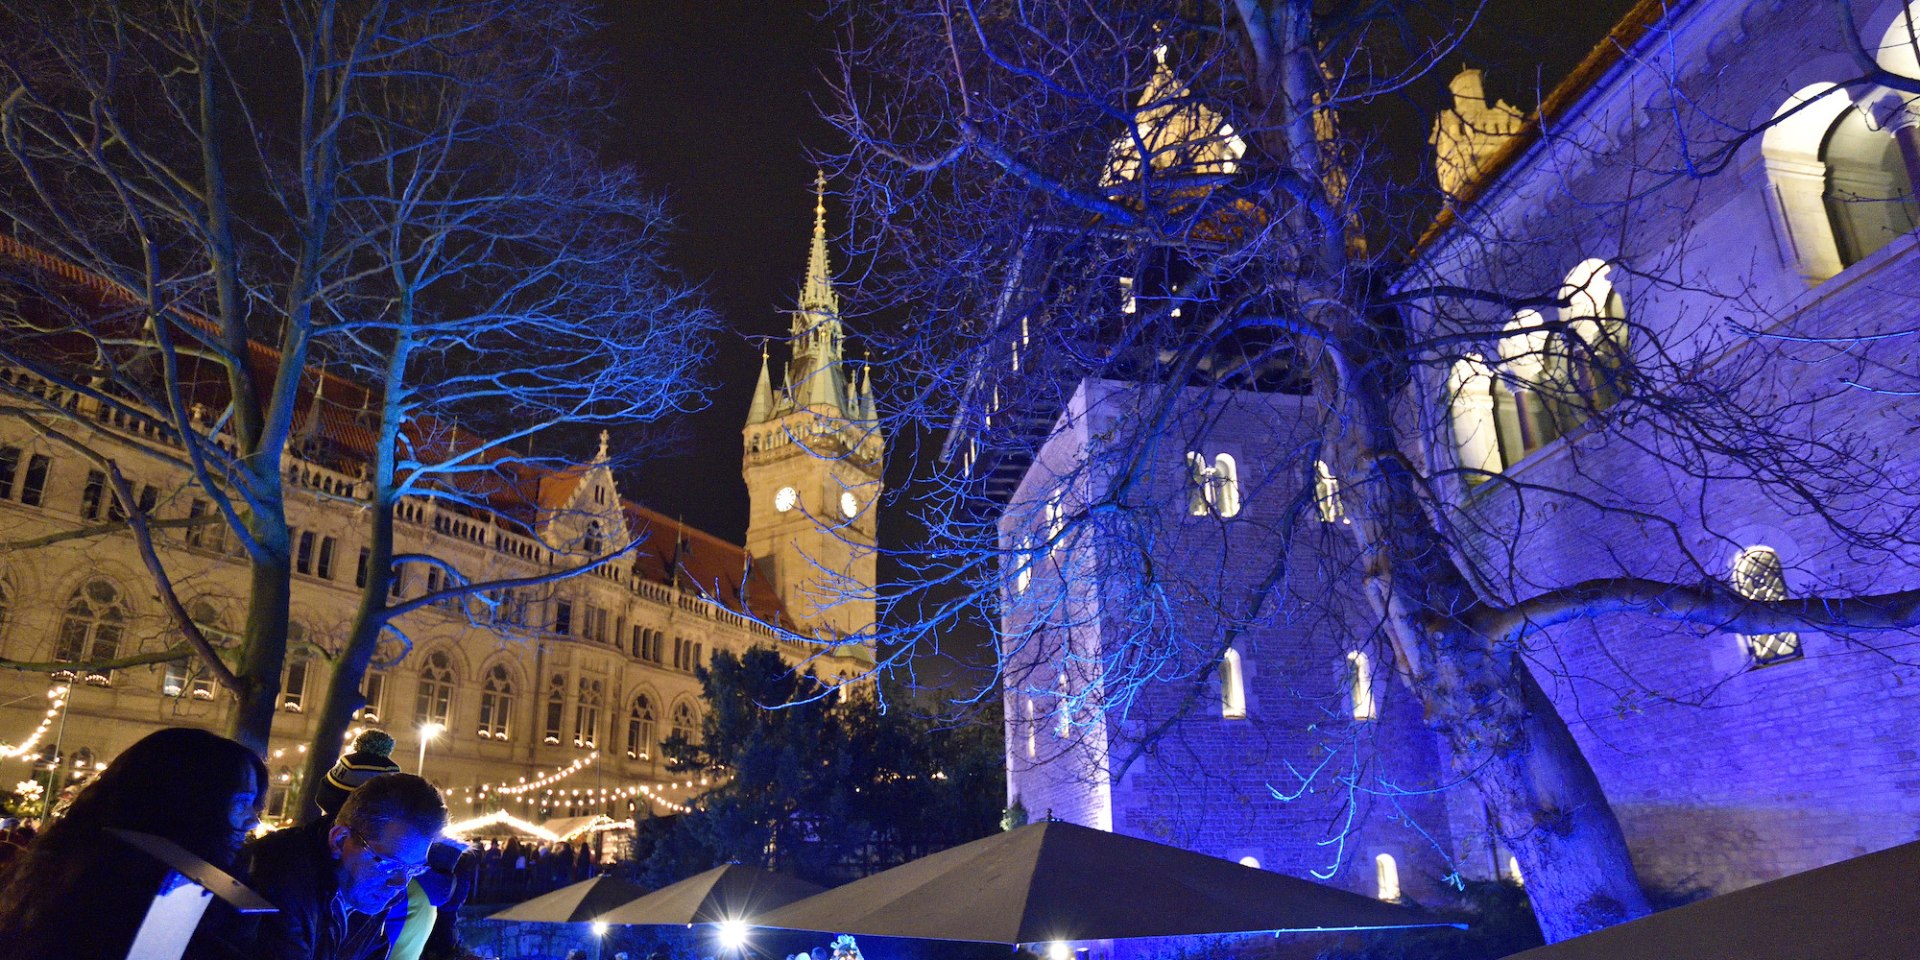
742;173;883;646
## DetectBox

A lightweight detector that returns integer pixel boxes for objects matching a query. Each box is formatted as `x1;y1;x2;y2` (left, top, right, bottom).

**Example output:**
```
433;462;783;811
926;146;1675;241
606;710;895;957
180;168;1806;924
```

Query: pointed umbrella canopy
1499;840;1920;960
598;864;826;926
756;820;1454;944
487;875;653;923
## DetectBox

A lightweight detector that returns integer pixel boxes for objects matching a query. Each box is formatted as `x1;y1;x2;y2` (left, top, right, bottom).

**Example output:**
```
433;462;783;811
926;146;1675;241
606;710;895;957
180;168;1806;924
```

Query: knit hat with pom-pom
314;729;402;818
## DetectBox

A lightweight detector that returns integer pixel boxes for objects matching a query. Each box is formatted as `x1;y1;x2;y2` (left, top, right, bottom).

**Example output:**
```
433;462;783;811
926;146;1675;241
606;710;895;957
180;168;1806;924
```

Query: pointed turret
799;170;838;317
747;346;775;424
787;170;849;416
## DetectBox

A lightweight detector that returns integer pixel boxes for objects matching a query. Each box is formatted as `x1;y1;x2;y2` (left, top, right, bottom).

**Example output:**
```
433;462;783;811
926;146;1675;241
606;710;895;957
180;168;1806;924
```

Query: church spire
798;169;838;319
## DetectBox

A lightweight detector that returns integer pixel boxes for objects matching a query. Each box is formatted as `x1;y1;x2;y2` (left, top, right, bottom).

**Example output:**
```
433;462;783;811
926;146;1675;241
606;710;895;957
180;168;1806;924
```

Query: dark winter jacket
238;820;388;960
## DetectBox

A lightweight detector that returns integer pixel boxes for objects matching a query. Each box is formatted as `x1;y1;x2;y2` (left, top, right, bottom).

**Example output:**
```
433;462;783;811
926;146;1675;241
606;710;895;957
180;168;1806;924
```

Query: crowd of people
468;838;601;904
0;727;480;960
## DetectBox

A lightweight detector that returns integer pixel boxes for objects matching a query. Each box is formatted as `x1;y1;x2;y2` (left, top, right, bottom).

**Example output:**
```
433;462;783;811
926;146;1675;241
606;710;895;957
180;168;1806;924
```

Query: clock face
774;486;798;513
840;491;860;519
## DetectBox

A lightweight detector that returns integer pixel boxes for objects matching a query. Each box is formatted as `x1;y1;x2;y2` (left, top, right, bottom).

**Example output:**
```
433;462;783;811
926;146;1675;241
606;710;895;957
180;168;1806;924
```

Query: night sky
594;1;1637;676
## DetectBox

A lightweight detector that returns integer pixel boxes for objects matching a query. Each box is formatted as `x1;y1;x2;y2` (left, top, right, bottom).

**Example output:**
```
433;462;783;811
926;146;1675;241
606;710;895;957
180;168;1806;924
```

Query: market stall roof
487;875;654;924
598;864;825;926
756;820;1454;944
1501;840;1920;960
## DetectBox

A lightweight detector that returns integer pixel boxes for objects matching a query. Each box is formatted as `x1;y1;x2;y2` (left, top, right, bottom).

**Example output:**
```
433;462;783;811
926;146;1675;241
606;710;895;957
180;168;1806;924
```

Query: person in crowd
242;771;447;960
314;729;403;818
0;727;266;960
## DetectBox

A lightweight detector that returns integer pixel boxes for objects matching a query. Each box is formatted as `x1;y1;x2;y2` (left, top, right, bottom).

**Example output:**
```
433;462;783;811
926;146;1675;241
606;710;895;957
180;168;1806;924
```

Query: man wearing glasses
242;772;448;960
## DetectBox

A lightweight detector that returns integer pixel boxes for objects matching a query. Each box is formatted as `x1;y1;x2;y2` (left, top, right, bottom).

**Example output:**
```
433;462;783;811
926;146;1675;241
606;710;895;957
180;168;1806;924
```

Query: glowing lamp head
717;919;750;951
591;921;609;938
1046;943;1071;960
419;722;447;739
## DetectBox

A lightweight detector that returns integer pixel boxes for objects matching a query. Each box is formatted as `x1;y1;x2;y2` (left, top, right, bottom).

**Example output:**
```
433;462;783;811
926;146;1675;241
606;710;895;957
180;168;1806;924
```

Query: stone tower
1430;67;1524;197
741;173;883;643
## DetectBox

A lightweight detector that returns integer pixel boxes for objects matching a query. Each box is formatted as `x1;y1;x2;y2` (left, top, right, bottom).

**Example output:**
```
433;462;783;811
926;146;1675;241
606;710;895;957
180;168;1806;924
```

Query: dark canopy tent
1502;840;1920;960
599;864;824;926
757;820;1454;944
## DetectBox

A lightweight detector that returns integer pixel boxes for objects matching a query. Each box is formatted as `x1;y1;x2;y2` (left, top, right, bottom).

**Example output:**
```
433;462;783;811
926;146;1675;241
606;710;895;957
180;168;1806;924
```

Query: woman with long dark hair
0;726;267;960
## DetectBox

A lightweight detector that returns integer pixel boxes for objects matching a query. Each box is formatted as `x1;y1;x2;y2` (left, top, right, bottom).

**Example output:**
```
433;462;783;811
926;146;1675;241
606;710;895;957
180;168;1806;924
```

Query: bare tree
0;0;712;760
824;0;1920;942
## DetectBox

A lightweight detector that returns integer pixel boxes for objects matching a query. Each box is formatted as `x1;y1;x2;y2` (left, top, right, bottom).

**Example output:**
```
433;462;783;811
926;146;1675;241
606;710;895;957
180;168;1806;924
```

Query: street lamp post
416;722;446;779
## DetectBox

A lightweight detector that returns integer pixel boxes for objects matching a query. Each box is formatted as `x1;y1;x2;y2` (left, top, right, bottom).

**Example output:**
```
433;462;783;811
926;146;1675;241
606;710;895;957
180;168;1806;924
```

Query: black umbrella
487;875;653;923
598;864;824;926
1500;840;1920;960
756;820;1455;944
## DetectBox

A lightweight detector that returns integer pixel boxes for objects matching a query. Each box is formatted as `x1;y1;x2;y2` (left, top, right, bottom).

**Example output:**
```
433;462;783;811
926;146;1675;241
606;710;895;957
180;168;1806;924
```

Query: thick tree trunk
225;507;291;754
1339;381;1652;940
293;502;395;821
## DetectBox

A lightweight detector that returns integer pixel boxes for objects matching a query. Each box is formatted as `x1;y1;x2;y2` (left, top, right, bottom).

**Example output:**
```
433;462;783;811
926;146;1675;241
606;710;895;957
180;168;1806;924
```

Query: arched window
1730;546;1802;665
282;642;312;713
1187;452;1242;518
543;673;566;745
1375;853;1401;901
1314;460;1346;524
1447;355;1503;483
1346;651;1378;721
54;580;126;685
1554;260;1631;419
1823;100;1919;267
266;766;294;820
574;677;603;749
671;701;698;745
1055;674;1071;737
414;651;455;727
1507;855;1525;886
1497;313;1559;458
1023;696;1038;760
478;664;514;740
1219;647;1247;719
356;669;387;724
1763;80;1920;280
626;694;656;760
1238;855;1262;869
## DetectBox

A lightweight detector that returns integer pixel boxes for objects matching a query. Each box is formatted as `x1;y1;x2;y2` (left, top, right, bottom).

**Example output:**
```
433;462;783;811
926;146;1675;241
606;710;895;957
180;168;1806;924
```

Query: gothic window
1447;355;1504;483
1044;491;1067;548
1055;675;1071;738
0;446;17;499
1314;460;1346;524
414;650;455;727
357;670;387;724
1220;647;1247;719
626;694;656;760
281;632;312;713
266;767;293;820
1822;99;1920;268
584;521;603;556
1730;546;1802;665
478;664;514;740
19;454;50;507
1553;260;1632;420
1375;853;1401;902
167;601;225;696
574;677;603;748
1346;651;1378;721
543;673;567;745
670;701;697;746
1186;453;1242;518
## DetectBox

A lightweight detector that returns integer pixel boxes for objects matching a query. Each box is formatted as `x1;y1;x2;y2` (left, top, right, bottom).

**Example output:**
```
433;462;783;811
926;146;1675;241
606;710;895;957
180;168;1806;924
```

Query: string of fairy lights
0;682;69;761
